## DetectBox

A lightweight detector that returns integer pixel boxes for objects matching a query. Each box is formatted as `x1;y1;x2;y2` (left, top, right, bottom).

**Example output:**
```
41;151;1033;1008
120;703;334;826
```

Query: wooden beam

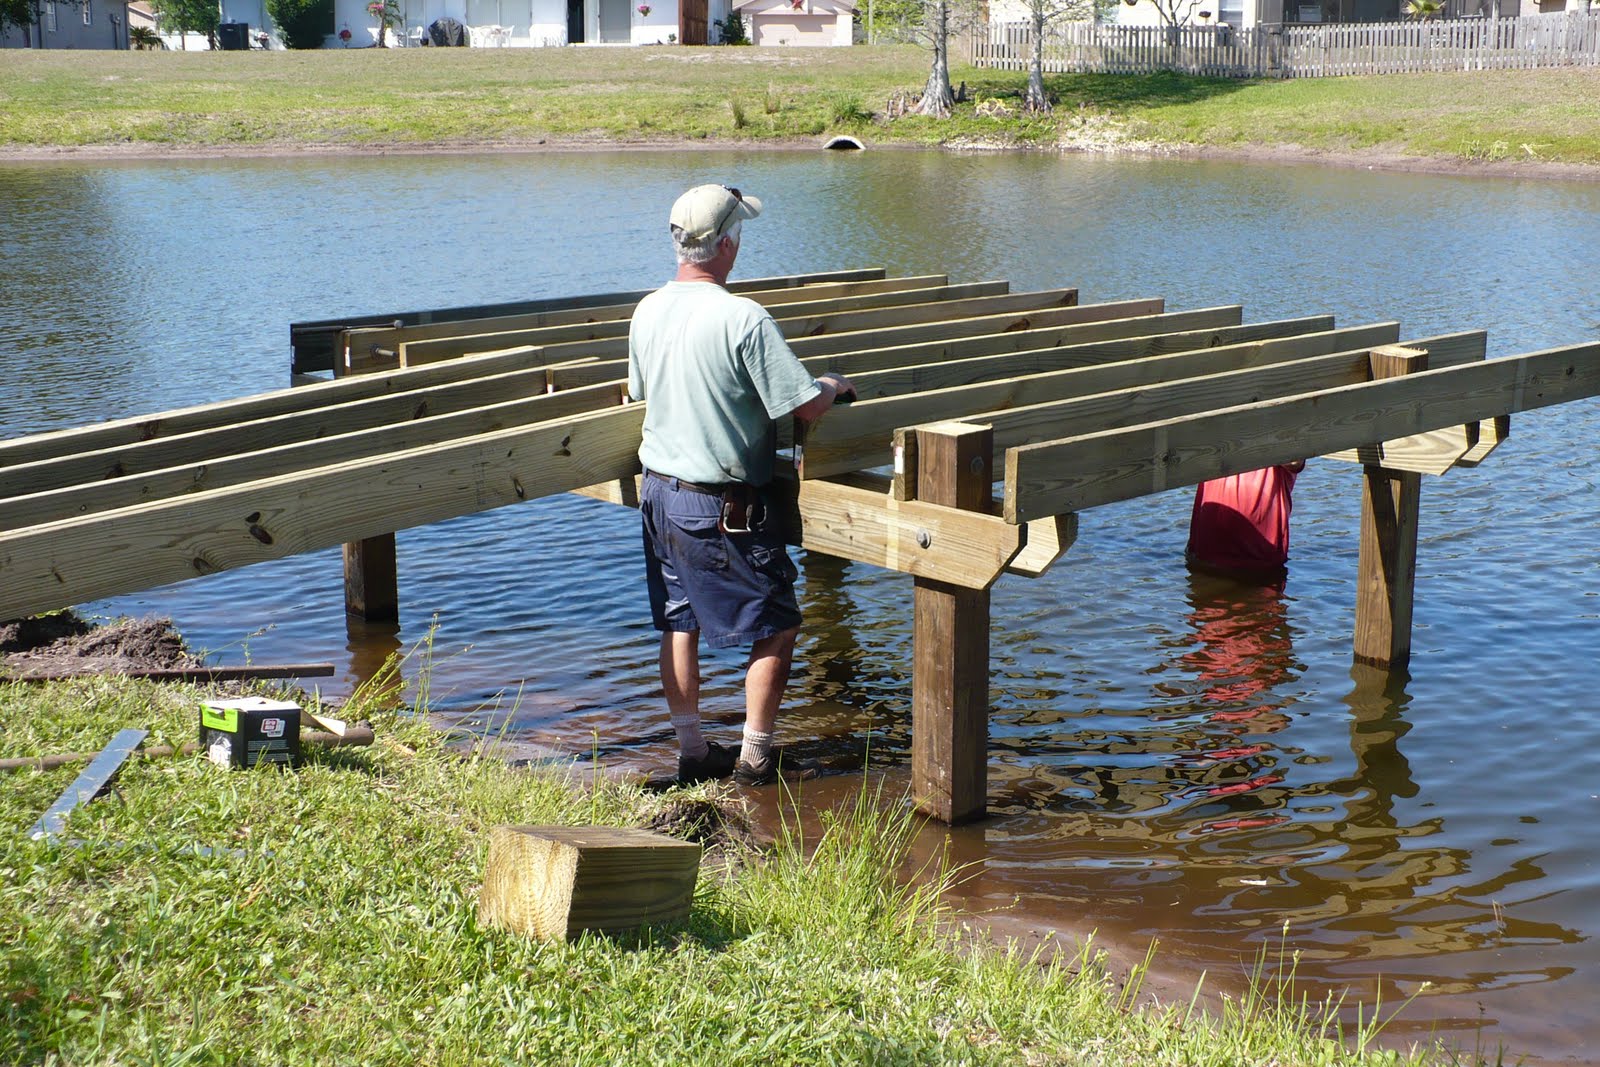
341;274;953;365
477;825;701;941
0;362;625;506
573;471;1022;590
290;267;888;374
800;322;1413;482
848;315;1346;400
0;343;582;470
390;280;1018;370
344;534;398;623
0;403;648;622
1353;346;1428;671
1003;341;1600;524
1456;415;1511;467
912;422;994;824
5;384;628;530
1005;514;1079;578
545;298;1175;392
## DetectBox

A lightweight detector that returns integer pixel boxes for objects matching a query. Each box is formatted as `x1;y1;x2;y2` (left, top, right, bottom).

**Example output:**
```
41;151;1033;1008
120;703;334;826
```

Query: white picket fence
972;11;1600;77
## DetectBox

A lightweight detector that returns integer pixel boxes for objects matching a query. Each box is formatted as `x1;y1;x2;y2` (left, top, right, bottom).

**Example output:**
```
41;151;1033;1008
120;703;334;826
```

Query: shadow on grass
965;69;1258;113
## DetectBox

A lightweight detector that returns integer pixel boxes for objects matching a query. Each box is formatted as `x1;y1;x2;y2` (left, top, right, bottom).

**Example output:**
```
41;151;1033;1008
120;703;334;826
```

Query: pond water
3;148;1598;1064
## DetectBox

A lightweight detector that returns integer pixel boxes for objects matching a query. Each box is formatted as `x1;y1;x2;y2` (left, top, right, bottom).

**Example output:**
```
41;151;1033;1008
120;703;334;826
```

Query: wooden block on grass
478;825;701;941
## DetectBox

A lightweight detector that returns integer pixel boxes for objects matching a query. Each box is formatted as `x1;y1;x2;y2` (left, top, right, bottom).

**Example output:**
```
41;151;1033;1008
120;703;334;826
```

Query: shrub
729;97;748;129
713;10;748;44
828;93;870;124
267;0;334;48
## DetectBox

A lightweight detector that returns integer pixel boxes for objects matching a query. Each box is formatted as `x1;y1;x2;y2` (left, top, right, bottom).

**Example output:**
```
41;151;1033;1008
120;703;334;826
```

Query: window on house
44;2;56;30
1218;0;1244;25
82;0;92;25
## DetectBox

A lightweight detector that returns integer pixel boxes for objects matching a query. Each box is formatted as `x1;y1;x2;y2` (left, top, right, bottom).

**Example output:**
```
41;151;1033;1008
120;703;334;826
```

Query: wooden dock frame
6;271;1597;824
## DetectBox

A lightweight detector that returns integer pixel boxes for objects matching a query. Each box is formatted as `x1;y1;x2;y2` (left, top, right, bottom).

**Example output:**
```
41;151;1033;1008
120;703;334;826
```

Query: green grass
0;665;1498;1065
2;47;1599;164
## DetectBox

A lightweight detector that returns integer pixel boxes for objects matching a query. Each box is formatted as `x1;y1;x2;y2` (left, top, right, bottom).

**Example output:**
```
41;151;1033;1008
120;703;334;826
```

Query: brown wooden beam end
1353;346;1428;671
344;534;399;623
911;422;994;825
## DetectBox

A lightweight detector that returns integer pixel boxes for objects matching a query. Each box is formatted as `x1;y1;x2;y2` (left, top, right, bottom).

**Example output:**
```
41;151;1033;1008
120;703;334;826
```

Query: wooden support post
911;422;994;824
1354;345;1428;671
343;535;398;623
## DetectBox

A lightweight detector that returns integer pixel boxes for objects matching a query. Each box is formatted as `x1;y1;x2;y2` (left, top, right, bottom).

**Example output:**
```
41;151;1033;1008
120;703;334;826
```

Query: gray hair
673;219;740;265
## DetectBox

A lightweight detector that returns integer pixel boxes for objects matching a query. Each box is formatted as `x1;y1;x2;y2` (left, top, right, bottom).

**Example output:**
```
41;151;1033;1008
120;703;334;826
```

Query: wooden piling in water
911;422;995;825
1353;345;1428;670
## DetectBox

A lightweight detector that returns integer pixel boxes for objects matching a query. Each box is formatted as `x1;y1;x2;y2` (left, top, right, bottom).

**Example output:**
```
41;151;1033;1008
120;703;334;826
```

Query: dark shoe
678;740;738;784
733;747;820;786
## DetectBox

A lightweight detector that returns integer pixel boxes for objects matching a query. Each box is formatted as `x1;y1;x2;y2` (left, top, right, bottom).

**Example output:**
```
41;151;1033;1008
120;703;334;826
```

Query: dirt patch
647;791;764;865
1;612;193;678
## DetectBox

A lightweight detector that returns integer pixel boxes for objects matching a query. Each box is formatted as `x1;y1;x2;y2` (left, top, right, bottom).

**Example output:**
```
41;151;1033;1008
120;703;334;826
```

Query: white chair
406;24;425;45
489;23;510;46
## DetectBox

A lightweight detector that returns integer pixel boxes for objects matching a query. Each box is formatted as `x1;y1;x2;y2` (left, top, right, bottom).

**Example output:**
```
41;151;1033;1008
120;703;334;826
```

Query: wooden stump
477;826;701;941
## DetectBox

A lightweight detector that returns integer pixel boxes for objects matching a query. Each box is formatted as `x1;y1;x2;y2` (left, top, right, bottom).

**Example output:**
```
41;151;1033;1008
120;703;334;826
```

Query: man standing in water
628;184;855;786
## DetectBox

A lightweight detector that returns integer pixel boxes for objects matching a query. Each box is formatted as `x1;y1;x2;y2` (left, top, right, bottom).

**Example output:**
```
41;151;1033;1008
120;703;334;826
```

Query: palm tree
1405;0;1446;19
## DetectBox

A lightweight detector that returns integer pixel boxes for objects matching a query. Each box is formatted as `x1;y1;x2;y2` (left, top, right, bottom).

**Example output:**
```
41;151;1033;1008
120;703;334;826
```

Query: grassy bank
2;46;1599;166
1;669;1483;1065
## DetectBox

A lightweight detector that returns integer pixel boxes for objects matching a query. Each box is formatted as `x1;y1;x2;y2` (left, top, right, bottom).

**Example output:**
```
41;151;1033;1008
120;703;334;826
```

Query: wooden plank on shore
343;274;953;364
0;403;648;622
7;662;336;683
390;280;1018;369
1003;342;1600;524
545;298;1176;392
801;323;1414;481
477;825;701;941
573;471;1023;590
290;268;889;374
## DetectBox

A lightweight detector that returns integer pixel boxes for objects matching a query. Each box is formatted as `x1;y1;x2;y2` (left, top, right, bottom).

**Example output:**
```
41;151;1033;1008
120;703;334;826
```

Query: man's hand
793;372;857;424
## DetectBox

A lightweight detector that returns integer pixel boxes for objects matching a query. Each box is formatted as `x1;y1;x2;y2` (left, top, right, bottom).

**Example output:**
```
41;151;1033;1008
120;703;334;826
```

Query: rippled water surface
3;150;1599;1063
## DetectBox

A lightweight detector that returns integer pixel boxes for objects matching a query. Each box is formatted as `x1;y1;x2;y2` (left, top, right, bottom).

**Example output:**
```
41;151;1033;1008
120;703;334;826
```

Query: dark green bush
266;0;333;49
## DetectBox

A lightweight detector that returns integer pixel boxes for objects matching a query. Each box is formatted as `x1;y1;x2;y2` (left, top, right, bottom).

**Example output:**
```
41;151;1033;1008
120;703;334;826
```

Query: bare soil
0;612;194;678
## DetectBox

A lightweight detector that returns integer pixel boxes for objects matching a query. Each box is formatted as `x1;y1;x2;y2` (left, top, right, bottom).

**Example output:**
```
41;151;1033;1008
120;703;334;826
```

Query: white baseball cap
669;184;763;241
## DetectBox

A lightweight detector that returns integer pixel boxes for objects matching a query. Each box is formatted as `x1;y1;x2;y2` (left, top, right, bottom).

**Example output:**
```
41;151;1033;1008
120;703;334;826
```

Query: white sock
740;728;773;767
673;712;708;761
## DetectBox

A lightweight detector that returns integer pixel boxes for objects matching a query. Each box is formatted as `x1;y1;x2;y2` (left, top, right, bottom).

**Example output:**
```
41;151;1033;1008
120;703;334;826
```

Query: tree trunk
912;0;955;117
378;23;387;45
1022;9;1052;113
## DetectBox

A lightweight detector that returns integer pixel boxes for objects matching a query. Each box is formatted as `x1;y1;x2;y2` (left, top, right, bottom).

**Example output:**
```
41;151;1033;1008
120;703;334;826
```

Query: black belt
645;469;753;496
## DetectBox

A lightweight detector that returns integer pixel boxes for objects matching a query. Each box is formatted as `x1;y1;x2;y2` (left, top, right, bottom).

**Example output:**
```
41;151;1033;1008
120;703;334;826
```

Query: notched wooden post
1354;345;1427;671
343;535;399;623
912;421;994;824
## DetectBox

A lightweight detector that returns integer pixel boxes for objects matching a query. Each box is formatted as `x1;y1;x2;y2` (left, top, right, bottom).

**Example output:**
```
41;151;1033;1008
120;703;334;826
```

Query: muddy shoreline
3;134;1598;183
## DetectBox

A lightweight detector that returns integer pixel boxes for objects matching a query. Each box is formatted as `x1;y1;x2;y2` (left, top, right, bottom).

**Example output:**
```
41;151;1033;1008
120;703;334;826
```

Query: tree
1124;0;1204;28
266;0;333;47
1019;0;1097;113
1404;0;1445;17
0;0;36;39
904;0;980;117
151;0;221;47
365;0;401;45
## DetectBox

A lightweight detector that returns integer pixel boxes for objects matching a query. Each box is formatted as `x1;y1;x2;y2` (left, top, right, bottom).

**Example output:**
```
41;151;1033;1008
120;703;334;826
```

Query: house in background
327;0;732;44
732;0;855;45
1112;0;1591;27
2;0;132;47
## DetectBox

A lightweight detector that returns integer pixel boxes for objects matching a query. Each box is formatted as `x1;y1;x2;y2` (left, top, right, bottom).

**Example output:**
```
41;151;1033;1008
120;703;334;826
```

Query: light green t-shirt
628;281;821;486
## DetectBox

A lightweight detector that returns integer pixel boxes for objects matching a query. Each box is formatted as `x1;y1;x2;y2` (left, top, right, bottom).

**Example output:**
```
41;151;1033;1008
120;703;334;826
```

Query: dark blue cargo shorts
640;472;802;649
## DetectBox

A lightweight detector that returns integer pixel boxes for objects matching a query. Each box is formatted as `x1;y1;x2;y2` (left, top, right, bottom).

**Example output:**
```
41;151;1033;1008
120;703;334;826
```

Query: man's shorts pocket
666;513;729;573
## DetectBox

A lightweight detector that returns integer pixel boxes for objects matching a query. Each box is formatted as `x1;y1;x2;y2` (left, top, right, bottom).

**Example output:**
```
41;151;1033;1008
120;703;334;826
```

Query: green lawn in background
2;47;1599;165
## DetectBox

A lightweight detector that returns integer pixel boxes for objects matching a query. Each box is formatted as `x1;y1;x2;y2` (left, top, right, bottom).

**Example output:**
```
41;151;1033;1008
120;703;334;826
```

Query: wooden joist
0;402;647;622
544;297;1175;391
799;321;1410;482
1003;341;1600;523
342;274;955;367
390;280;1018;369
290;267;889;374
574;471;1024;590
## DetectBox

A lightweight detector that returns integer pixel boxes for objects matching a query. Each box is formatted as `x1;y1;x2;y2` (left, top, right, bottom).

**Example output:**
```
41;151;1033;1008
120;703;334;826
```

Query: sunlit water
3;149;1598;1064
